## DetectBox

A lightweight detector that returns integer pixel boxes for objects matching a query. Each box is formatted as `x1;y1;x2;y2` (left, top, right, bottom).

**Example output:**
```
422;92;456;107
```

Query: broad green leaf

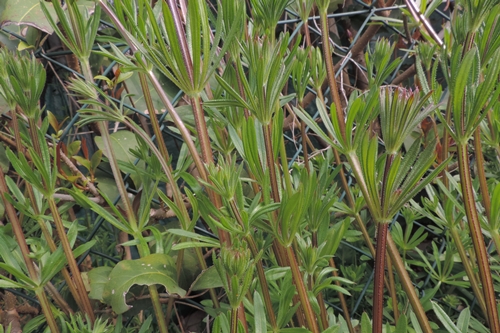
103;253;186;314
0;0;57;34
189;266;223;291
88;266;113;301
94;130;144;187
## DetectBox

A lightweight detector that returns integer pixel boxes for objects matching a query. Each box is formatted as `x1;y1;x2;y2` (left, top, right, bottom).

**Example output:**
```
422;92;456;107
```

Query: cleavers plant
0;0;500;332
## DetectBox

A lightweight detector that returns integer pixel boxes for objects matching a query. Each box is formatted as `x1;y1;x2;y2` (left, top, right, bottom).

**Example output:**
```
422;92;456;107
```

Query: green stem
279;132;293;196
35;289;60;333
81;60;138;230
473;127;491;220
319;8;346;141
27;117;95;321
263;123;281;204
47;198;95;322
449;227;486;314
457;143;499;331
385;254;399;323
17;116;83;317
231;307;239;333
136;240;169;333
386;236;433;333
245;234;278;329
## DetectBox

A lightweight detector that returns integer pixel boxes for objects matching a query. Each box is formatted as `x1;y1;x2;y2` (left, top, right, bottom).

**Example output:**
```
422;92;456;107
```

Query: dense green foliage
1;0;500;332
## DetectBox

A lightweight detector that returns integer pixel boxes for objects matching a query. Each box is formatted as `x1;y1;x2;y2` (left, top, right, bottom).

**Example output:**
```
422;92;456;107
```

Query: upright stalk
26;118;95;322
473;127;491;219
373;154;395;333
11;111;85;317
347;153;432;333
449;227;486;314
80;60;169;332
0;169;59;333
137;73;220;310
47;197;95;323
318;7;346;140
286;246;320;333
386;236;432;333
457;143;499;331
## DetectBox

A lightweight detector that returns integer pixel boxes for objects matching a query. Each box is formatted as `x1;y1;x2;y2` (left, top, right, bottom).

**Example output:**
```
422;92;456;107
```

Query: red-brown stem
373;152;395;333
457;143;500;331
47;198;95;323
0;169;60;333
286;246;320;333
373;223;388;333
191;96;229;246
319;9;346;141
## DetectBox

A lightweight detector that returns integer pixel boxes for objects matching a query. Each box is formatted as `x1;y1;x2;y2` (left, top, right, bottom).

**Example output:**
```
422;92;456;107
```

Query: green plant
0;0;500;332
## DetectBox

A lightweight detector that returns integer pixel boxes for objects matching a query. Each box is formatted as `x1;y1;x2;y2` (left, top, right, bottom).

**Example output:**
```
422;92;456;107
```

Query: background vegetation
0;0;500;332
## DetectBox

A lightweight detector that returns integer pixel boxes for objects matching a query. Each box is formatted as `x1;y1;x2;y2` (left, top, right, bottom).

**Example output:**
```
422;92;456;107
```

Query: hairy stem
457;143;499;331
373;223;388;333
387;236;432;332
449;227;486;314
286;246;320;333
0;169;60;333
47;198;95;322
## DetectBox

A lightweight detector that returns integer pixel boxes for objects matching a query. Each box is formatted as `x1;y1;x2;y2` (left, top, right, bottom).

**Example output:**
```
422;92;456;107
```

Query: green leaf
168;229;220;249
360;312;372;333
431;301;461;333
253;291;267;333
409;310;423;333
88;266;113;301
94;130;145;187
103;254;186;314
322;326;339;333
320;218;350;257
0;0;57;34
456;307;470;333
452;48;477;138
189;266;223;291
395;313;408;333
0;263;37;288
0;143;9;173
68;187;132;233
